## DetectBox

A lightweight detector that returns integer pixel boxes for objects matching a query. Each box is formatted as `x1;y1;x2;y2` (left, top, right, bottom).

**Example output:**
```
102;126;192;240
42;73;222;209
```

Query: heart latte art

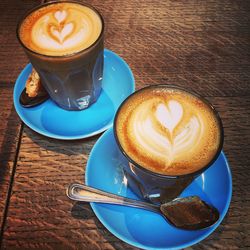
115;87;222;175
19;3;102;56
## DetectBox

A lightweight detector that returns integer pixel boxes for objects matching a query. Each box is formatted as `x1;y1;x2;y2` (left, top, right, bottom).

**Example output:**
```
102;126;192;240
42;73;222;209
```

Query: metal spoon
66;183;220;230
19;87;49;107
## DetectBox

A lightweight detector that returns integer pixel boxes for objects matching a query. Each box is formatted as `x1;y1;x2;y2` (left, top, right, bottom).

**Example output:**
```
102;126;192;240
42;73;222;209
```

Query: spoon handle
66;183;159;213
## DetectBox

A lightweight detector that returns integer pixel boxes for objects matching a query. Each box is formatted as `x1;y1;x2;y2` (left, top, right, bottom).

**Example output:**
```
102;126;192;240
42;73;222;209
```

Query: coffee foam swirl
116;88;221;175
19;3;102;56
131;99;205;165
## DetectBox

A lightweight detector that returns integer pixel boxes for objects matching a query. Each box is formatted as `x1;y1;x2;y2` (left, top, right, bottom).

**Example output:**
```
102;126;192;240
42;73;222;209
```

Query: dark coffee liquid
28;46;104;110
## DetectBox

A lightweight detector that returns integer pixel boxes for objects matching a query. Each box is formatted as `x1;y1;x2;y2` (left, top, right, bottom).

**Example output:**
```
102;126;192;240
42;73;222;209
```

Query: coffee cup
114;85;224;204
17;1;104;110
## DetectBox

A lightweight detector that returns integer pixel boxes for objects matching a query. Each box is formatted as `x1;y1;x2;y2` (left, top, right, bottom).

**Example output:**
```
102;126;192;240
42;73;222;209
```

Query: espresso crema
19;2;102;56
115;86;222;176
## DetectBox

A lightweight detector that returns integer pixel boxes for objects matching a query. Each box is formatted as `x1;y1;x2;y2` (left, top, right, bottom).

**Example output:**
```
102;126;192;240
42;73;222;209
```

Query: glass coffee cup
114;85;224;204
17;1;104;110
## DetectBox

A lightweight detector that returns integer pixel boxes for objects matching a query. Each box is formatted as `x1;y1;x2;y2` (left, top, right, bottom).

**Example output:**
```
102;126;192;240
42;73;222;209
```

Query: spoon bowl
66;183;219;230
19;87;49;107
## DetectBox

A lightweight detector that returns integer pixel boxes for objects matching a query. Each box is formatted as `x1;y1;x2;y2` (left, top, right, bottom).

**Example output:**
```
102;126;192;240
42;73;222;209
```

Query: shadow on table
23;126;102;156
71;201;93;220
71;201;136;249
0;101;21;190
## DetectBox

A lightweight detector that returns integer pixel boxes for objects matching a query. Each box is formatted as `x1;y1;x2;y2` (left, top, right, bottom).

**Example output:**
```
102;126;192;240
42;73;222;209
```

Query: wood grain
0;0;40;240
0;84;22;237
0;0;250;249
0;0;40;83
100;0;250;96
2;128;135;249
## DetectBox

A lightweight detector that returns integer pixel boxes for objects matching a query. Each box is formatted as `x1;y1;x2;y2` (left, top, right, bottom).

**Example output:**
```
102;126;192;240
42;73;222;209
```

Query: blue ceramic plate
13;49;135;140
86;128;232;250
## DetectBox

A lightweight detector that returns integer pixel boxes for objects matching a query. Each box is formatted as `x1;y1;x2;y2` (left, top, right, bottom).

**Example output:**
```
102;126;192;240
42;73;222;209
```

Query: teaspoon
66;183;220;230
19;87;49;107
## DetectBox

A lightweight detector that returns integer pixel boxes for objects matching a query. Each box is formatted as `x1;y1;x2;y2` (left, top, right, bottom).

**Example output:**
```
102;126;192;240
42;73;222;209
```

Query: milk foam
116;88;221;175
156;100;183;134
19;3;102;56
131;99;204;166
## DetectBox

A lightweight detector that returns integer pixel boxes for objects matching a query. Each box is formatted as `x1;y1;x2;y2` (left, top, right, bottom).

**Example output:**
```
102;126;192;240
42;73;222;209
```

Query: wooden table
0;0;249;249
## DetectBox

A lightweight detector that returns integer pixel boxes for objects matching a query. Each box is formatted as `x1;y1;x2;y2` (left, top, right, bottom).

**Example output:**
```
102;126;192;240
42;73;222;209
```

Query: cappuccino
115;86;222;176
19;2;102;56
17;1;104;110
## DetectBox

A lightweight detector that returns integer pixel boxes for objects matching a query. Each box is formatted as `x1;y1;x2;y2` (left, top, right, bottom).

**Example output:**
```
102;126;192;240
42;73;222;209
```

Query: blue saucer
13;49;135;140
85;128;232;250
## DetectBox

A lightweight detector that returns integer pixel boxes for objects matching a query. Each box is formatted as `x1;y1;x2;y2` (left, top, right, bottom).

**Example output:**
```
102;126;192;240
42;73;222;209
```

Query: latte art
132;99;204;166
19;3;102;56
115;87;222;175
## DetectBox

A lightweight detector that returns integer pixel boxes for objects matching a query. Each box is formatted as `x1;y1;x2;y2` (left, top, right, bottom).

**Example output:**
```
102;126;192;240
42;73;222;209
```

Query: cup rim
16;0;105;58
113;84;224;179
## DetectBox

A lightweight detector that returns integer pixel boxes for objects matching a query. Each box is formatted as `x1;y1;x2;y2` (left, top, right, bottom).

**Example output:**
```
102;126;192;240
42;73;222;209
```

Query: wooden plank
0;85;22;236
1;128;136;249
100;0;250;97
1;96;250;249
0;0;40;83
0;0;42;242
